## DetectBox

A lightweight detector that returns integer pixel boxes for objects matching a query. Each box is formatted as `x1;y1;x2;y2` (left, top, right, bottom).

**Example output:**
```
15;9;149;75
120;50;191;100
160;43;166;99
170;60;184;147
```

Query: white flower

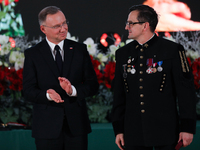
0;43;11;56
126;39;134;44
9;51;24;70
186;50;199;60
97;53;108;63
66;32;78;42
109;45;118;56
0;35;9;44
84;37;97;56
14;58;24;70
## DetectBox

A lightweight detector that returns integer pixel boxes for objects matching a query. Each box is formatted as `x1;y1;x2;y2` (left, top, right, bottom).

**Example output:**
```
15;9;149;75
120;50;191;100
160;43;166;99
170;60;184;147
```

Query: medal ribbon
158;61;163;66
147;58;153;66
153;63;157;67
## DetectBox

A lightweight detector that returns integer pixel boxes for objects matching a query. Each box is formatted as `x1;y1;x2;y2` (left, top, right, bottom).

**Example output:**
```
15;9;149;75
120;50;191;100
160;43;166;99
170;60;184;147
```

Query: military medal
146;58;153;74
127;68;131;73
127;59;131;64
131;65;136;74
157;61;163;72
153;63;157;73
146;67;153;74
123;64;127;78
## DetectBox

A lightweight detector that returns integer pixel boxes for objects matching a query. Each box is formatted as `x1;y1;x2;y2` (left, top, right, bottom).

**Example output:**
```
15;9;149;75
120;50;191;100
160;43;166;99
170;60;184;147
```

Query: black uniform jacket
23;39;99;139
112;35;196;147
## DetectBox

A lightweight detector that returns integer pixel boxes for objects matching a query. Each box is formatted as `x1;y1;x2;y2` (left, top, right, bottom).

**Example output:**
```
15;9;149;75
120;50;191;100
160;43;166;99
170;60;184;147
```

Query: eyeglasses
125;21;145;28
43;21;69;29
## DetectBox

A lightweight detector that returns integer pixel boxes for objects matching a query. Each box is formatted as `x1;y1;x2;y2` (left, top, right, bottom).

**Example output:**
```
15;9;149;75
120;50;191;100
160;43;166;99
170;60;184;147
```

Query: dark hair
38;6;61;25
129;4;158;32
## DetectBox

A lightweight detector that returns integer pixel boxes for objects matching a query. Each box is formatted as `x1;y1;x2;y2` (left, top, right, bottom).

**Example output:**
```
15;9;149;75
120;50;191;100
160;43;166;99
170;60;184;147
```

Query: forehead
127;10;139;21
45;11;66;25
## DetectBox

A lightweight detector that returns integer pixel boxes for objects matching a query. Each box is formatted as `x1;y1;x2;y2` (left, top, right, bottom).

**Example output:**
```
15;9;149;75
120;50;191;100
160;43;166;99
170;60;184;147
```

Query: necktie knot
54;45;60;52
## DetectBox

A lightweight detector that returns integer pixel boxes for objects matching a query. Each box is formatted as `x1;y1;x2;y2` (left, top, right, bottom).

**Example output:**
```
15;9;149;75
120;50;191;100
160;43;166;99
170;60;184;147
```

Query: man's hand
58;77;73;95
115;133;125;150
47;89;64;103
178;132;193;147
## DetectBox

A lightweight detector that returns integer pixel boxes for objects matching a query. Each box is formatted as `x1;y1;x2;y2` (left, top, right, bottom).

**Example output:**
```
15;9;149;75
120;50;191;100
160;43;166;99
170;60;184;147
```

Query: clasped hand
47;77;73;103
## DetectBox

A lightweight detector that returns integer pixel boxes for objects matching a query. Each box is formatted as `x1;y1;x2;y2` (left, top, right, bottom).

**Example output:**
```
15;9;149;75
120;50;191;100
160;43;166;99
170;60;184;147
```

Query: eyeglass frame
42;21;69;29
125;21;145;28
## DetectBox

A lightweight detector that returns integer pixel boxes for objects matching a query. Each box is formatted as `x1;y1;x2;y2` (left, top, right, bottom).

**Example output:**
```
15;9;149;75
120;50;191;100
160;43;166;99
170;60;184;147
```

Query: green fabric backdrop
0;122;199;150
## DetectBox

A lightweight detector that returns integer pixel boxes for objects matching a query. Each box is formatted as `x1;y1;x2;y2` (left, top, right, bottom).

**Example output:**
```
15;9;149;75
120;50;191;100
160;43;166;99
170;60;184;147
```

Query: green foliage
0;1;25;36
86;84;113;123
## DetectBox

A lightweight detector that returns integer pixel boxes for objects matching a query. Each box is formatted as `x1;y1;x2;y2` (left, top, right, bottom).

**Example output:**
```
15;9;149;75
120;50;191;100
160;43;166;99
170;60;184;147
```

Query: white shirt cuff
46;93;53;101
68;85;77;97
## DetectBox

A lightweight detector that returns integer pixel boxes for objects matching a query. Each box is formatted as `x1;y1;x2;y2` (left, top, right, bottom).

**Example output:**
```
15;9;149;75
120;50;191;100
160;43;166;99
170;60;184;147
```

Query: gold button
163;74;166;76
126;86;128;88
161;85;163;87
140;56;143;59
124;79;126;81
163;78;165;80
162;81;165;84
140;49;144;52
127;90;129;92
141;109;145;113
140;63;143;67
160;89;162;91
125;83;127;85
139;86;143;89
139;78;143;82
140;102;144;105
140;71;143;74
140;94;144;98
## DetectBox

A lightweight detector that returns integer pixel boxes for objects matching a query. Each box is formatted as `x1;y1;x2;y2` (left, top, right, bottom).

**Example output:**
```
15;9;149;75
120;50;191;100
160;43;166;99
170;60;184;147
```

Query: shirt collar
46;37;64;51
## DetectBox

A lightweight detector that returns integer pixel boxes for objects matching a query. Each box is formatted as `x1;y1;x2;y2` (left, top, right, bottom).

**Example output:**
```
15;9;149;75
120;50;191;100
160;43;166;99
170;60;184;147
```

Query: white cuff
68;85;77;97
46;92;53;101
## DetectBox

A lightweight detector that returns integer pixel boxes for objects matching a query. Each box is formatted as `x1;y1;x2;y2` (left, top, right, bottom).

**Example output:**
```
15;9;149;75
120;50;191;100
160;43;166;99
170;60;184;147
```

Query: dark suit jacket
112;35;196;147
23;39;99;139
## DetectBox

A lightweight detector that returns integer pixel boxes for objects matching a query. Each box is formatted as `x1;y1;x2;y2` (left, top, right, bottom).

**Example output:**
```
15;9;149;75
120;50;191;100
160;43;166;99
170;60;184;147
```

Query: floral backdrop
0;0;200;128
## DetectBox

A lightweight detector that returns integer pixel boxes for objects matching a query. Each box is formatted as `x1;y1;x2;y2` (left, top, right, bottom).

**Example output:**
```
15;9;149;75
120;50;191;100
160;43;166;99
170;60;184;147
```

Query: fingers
179;132;193;147
47;89;64;103
115;134;125;150
58;77;70;83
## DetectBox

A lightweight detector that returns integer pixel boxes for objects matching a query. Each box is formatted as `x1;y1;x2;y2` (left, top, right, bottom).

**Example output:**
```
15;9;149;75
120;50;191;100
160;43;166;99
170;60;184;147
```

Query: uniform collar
135;34;158;49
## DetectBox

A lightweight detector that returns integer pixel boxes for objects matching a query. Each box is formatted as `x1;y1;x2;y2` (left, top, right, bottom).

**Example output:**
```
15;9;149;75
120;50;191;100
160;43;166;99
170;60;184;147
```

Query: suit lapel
62;39;74;77
39;40;60;77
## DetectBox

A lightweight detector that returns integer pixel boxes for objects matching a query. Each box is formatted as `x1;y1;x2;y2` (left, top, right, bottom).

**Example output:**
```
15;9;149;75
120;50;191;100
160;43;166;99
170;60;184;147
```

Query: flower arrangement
0;34;41;127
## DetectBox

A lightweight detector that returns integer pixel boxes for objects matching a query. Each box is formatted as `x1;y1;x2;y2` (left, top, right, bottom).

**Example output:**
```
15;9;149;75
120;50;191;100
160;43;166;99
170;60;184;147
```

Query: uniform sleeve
172;44;196;134
111;50;126;136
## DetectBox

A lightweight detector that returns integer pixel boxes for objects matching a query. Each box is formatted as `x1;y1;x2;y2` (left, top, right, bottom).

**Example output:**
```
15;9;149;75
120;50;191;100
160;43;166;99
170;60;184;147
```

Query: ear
40;25;46;34
143;22;150;32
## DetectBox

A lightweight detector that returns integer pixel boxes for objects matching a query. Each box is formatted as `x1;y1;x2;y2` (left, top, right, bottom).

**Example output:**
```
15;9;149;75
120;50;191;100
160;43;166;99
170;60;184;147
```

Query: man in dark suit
111;4;196;150
23;6;99;150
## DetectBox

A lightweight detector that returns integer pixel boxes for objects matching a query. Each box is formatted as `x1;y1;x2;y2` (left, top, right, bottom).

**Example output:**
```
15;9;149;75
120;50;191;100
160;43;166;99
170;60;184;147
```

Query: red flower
4;0;9;5
90;55;104;84
14;0;19;2
191;58;200;89
103;61;116;88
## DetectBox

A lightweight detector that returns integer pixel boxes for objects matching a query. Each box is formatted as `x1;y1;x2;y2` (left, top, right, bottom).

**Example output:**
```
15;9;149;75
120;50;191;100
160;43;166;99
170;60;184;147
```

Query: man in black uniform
111;4;196;150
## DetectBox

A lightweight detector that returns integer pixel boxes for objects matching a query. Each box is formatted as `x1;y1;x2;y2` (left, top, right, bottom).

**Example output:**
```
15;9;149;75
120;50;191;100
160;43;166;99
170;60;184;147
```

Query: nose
125;24;129;30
